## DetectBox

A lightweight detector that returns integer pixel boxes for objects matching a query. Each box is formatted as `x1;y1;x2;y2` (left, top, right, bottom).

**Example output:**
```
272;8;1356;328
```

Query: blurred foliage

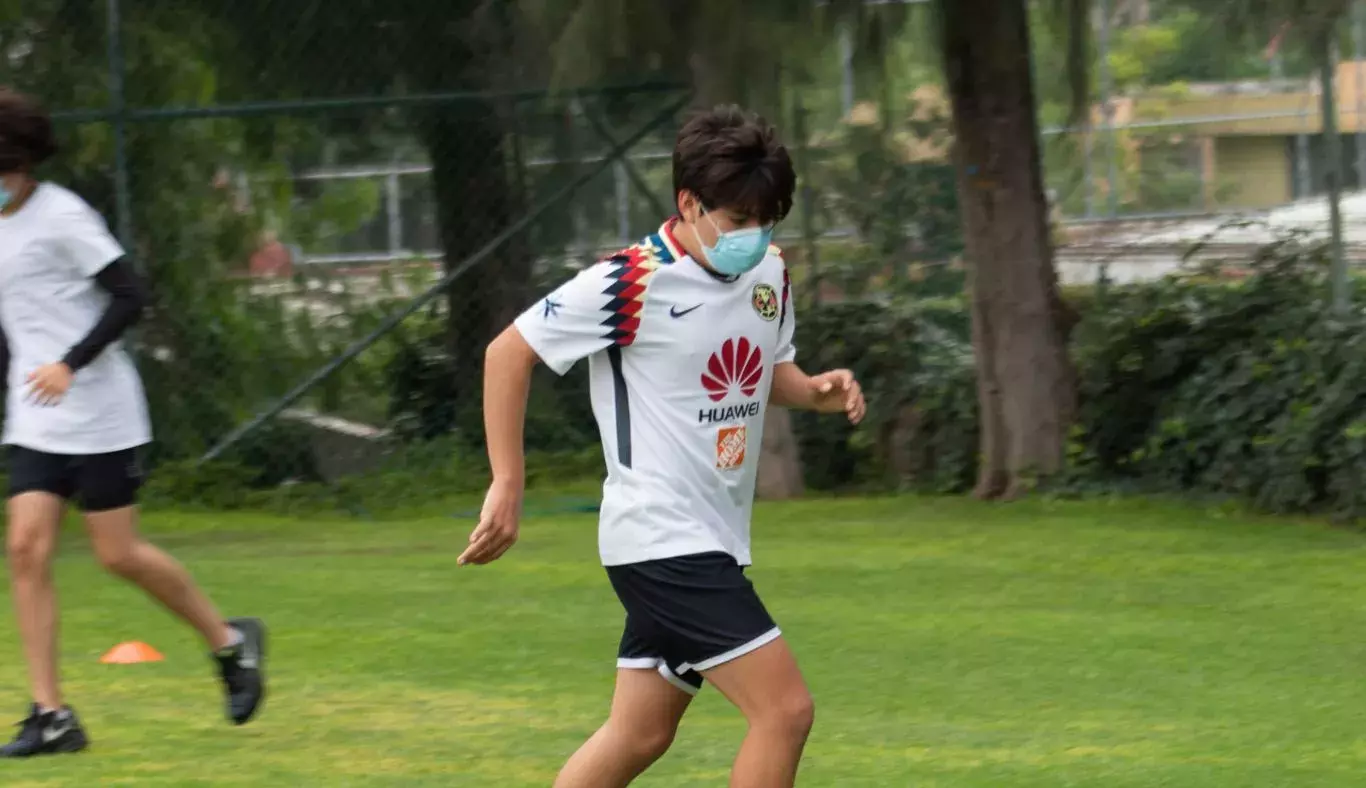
1064;229;1366;522
810;86;960;265
11;0;1366;519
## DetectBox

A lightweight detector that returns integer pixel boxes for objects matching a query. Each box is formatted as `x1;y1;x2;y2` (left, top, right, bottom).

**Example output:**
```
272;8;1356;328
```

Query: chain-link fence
9;0;1366;508
2;1;706;512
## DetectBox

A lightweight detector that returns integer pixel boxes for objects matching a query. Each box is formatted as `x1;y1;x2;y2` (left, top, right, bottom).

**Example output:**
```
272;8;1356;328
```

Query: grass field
2;495;1366;785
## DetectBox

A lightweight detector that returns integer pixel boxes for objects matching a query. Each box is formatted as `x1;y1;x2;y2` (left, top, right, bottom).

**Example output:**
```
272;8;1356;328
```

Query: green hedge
138;232;1366;521
1066;238;1366;518
806;234;1366;520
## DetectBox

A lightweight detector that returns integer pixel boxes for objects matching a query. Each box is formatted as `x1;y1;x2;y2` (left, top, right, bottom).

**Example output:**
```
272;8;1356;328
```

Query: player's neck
1;177;38;218
672;216;721;275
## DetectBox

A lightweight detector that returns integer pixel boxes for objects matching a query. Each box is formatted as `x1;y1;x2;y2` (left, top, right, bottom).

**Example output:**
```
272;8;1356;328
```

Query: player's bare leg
6;492;66;710
704;637;815;788
85;506;268;725
84;506;235;649
554;668;694;788
2;491;88;757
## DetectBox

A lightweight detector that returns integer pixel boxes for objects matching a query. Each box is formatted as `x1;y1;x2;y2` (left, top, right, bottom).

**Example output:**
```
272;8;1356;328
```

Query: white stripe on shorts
687;627;783;673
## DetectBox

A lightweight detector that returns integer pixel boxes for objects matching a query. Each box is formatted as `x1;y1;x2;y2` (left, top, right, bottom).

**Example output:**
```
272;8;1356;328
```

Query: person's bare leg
84;506;236;650
703;637;815;788
6;492;66;710
554;668;694;788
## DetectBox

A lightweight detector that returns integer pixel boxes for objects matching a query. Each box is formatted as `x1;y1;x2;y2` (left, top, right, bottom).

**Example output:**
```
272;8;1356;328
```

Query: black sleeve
0;323;9;392
61;257;148;372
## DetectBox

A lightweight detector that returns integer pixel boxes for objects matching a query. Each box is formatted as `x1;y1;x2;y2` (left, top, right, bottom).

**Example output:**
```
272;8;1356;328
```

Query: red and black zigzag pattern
599;244;662;346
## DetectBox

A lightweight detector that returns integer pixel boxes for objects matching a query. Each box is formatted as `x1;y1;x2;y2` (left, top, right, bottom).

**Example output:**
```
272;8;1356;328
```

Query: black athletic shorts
7;446;146;512
607;551;781;695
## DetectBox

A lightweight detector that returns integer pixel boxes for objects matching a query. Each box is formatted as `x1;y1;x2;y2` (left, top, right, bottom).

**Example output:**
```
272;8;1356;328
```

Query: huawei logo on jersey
702;338;763;403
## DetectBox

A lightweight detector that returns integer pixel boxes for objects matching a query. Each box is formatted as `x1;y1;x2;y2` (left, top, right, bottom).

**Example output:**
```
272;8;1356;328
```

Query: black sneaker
0;704;88;757
213;617;267;725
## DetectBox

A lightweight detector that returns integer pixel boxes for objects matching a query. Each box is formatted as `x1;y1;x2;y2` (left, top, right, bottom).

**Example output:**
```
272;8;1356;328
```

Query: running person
0;88;266;758
461;106;865;787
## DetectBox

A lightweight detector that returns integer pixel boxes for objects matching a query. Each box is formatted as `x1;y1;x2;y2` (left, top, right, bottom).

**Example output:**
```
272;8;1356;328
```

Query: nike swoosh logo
670;304;703;318
42;723;71;743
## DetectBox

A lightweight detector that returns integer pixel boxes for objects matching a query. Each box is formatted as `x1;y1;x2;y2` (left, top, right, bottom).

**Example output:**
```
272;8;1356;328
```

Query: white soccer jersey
0;183;152;454
514;218;796;567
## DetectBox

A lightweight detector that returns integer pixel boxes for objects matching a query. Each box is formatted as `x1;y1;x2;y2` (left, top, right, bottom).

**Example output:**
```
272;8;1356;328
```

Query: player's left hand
26;362;73;406
459;477;524;566
809;369;865;425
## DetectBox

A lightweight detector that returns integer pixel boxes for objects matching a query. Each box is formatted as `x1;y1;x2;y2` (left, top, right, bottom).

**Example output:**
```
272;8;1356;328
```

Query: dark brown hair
0;88;58;173
672;105;795;225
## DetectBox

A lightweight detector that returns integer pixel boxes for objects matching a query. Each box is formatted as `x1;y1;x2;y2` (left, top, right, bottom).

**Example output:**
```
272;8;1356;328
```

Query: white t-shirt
0;183;152;454
514;218;796;567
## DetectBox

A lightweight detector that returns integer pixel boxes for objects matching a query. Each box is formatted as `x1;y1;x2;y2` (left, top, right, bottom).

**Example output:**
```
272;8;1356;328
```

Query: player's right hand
458;478;523;566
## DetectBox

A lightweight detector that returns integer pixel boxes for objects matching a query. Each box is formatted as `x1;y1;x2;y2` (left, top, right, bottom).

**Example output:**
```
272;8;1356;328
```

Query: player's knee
95;539;142;577
635;726;678;762
614;719;677;763
755;690;815;740
5;528;52;577
784;691;816;738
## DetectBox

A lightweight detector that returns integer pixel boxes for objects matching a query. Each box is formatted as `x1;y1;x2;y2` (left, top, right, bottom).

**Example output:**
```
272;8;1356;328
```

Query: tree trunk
423;103;529;412
938;0;1078;500
756;408;805;499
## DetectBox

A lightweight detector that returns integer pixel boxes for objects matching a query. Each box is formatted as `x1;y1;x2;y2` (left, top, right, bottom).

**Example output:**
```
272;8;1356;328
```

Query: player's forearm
0;323;10;393
483;327;537;484
769;362;817;410
61;258;147;371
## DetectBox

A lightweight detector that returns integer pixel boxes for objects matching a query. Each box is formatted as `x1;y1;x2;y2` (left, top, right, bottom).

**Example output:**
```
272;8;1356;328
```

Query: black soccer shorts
606;551;781;695
7;445;146;512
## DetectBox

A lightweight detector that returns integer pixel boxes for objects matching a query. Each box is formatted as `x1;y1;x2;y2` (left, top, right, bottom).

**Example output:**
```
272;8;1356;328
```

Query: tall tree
937;0;1354;498
936;0;1079;499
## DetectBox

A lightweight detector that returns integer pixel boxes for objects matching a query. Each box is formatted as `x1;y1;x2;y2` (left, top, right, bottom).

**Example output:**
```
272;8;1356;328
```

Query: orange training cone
100;641;164;664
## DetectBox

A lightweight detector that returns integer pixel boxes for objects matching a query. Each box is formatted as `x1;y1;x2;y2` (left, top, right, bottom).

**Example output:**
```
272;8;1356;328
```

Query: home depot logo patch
716;425;747;470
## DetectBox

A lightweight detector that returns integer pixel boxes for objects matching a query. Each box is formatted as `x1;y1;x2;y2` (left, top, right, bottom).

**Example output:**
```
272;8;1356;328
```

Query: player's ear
677;190;701;223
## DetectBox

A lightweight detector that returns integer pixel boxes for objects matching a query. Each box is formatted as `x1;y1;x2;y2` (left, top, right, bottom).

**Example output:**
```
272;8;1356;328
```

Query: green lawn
3;495;1366;785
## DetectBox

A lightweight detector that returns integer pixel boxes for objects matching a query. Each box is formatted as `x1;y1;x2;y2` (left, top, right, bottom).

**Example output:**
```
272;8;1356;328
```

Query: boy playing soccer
460;105;865;787
0;88;266;757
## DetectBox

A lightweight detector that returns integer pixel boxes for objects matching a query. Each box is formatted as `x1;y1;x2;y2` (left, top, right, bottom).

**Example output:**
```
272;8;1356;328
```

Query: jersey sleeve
60;258;148;371
776;266;797;364
513;262;617;376
56;196;126;278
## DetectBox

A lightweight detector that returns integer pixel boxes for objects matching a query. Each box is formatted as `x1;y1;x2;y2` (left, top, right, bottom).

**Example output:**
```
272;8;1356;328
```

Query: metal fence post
1320;28;1350;315
1355;0;1366;188
106;0;135;251
386;166;403;256
1099;0;1118;219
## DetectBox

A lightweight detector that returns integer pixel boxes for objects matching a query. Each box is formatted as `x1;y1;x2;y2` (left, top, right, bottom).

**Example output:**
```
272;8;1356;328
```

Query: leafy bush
142;439;604;516
222;419;325;488
792;227;1366;523
1069;235;1325;478
792;291;976;492
1066;234;1366;519
383;260;599;452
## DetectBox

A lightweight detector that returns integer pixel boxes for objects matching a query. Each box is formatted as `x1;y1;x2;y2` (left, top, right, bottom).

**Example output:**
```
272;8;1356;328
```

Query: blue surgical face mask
0;183;11;213
699;211;774;277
